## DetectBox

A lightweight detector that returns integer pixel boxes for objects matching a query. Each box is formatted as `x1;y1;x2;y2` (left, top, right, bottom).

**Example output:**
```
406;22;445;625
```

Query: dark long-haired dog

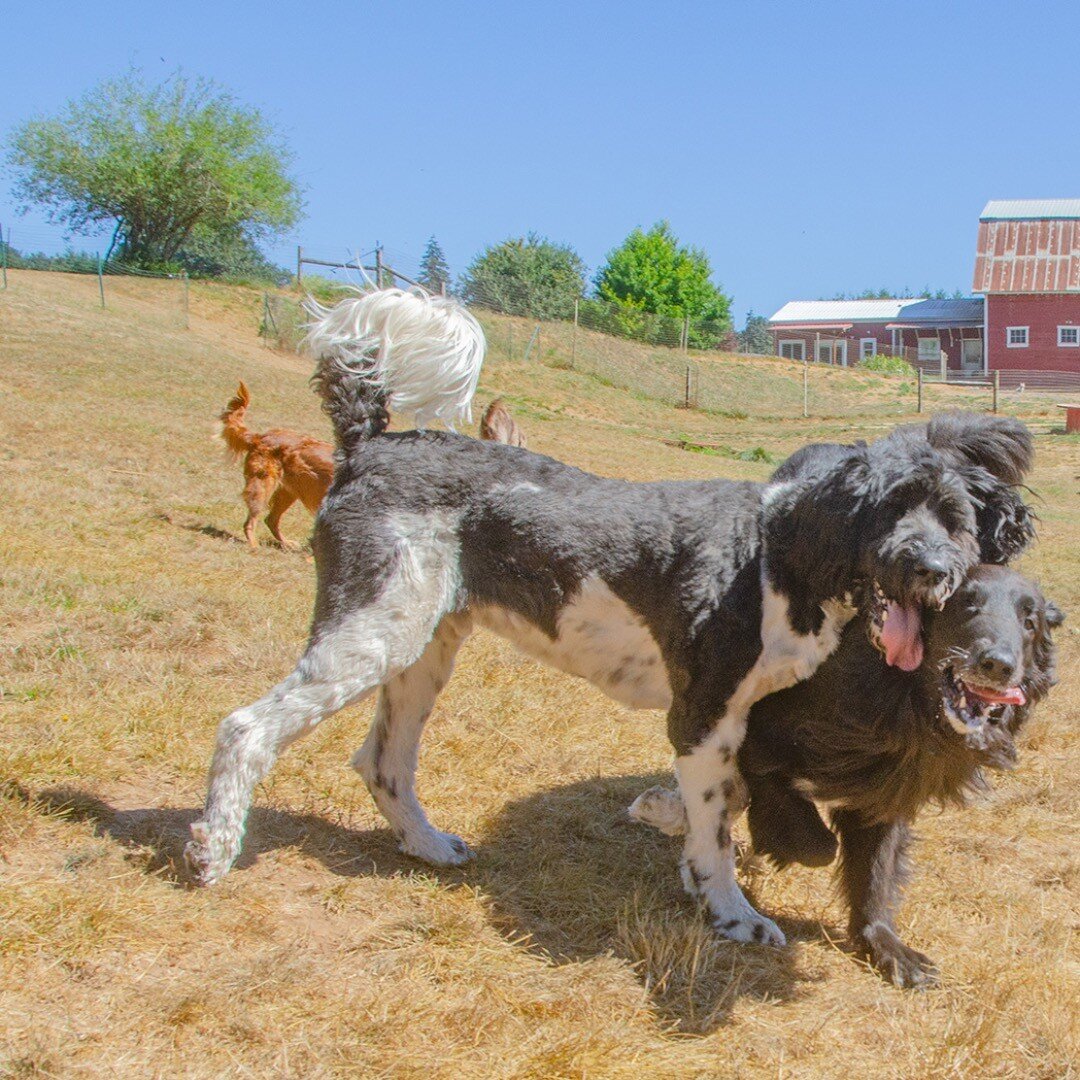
631;564;1063;986
219;382;335;549
187;289;1030;948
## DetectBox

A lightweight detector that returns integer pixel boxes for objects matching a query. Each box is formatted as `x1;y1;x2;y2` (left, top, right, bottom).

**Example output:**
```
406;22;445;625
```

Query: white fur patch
475;577;670;709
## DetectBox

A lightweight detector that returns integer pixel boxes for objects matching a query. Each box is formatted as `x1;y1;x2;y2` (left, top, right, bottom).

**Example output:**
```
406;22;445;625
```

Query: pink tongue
881;602;924;671
964;683;1027;706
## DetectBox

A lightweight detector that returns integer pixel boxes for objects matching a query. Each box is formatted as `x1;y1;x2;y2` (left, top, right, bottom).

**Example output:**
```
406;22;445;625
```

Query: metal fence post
992;369;999;413
97;252;105;308
917;367;923;414
182;271;189;329
571;298;578;368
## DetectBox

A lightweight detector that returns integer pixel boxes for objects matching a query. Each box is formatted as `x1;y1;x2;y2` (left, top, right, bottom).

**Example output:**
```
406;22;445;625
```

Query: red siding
986;294;1080;371
770;321;895;364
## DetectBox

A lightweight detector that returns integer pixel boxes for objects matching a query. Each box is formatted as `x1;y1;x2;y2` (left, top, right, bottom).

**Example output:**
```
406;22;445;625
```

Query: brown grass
0;269;1077;1078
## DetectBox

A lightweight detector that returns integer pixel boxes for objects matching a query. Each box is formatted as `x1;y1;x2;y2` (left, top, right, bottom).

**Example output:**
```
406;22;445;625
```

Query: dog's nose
914;554;950;588
975;647;1018;686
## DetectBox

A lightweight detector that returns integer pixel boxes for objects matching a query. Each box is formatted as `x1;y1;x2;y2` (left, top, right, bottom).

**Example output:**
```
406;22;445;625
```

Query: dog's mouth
941;666;1026;736
868;582;925;671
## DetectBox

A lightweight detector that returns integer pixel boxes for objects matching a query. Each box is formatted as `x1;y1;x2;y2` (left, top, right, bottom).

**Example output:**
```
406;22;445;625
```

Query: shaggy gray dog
186;289;1024;946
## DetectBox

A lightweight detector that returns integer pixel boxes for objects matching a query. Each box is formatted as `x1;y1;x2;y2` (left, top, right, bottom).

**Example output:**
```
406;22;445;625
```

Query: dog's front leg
671;702;786;946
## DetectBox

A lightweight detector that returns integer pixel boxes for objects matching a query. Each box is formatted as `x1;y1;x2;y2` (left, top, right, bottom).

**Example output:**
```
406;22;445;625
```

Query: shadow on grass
12;774;834;1033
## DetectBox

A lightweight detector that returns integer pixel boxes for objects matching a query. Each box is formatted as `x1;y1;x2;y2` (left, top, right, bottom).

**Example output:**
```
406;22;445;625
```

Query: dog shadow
154;511;311;552
19;775;832;1033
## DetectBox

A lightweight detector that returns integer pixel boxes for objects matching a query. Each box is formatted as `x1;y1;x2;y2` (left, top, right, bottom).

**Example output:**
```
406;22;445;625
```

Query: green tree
460;233;586;319
593;221;732;345
6;71;302;268
739;310;773;354
418;235;451;295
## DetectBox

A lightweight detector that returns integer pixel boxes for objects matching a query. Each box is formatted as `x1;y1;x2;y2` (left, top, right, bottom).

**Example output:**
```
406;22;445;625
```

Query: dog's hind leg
187;510;464;886
352;613;473;865
241;455;280;548
264;487;299;549
184;632;383;886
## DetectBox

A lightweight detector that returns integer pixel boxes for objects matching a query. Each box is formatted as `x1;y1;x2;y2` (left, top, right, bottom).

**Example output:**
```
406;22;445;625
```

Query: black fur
739;565;1062;987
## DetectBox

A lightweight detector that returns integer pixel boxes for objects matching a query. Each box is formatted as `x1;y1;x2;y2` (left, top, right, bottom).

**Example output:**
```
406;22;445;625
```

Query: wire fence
0;223;190;329
4;222;1076;423
260;275;1074;421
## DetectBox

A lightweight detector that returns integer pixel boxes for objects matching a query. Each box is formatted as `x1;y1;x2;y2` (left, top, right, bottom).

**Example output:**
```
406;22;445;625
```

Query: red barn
974;199;1080;375
767;298;984;372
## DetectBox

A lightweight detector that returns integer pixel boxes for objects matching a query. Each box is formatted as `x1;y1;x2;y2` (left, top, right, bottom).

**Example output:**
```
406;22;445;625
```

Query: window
1058;326;1079;347
779;340;805;361
917;338;941;362
860;337;878;359
1006;326;1029;348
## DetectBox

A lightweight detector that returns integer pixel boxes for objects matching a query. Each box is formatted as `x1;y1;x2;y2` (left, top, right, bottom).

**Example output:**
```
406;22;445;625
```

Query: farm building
974;199;1080;374
769;198;1080;380
767;298;984;372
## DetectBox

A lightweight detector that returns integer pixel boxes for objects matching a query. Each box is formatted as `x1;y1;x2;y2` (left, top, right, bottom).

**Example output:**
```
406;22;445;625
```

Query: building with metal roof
974;200;1080;374
767;199;1080;377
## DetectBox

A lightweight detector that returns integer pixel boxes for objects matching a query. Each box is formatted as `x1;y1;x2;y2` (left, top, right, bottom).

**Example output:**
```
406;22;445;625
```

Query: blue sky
4;1;1078;323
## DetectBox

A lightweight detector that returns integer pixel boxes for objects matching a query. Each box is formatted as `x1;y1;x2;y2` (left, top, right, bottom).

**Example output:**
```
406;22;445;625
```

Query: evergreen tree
739;311;773;354
418;236;451;295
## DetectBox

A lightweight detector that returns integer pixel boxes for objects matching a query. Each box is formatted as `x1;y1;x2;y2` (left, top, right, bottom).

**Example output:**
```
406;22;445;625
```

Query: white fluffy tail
305;287;485;450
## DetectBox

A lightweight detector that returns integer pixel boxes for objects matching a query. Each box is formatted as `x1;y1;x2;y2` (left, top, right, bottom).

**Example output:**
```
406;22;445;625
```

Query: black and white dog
185;289;1023;946
630;565;1063;986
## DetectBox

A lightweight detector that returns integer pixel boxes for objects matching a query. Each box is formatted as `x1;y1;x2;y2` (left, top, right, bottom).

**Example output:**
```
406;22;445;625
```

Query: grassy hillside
1;270;1077;1078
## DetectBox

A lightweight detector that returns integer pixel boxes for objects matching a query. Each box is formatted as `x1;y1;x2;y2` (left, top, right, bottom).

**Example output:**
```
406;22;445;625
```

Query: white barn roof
980;199;1080;221
769;299;922;323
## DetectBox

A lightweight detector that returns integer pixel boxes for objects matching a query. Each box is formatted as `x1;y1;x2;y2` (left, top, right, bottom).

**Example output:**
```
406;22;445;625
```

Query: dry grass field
1;270;1077;1078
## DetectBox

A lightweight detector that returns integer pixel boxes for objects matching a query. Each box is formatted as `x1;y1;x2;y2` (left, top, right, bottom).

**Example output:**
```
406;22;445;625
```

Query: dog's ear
925;413;1034;484
964;468;1036;563
1045;600;1066;629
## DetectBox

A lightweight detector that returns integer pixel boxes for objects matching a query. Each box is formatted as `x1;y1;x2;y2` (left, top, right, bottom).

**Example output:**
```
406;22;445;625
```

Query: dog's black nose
914;555;950;588
975;647;1017;685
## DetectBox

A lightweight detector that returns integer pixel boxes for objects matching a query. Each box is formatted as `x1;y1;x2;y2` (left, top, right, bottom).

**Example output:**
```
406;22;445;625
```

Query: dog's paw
184;822;239;887
713;913;787;947
399;828;473;867
627;786;688;836
862;923;939;990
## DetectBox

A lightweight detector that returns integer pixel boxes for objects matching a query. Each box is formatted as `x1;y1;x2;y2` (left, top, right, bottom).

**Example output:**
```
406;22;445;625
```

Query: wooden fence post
1;223;7;290
917;367;923;414
97;252;105;308
181;271;189;329
375;246;384;287
992;369;999;414
803;361;809;418
296;246;303;289
571;299;578;368
685;365;692;408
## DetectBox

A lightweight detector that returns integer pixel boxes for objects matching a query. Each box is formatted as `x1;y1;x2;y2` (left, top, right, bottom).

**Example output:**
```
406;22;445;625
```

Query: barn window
917;338;940;362
1006;326;1029;348
860;337;877;359
1058;326;1079;347
779;340;805;361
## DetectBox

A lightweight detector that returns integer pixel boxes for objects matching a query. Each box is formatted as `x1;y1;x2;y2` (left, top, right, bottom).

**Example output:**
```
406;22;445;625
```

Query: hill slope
0;270;1077;1078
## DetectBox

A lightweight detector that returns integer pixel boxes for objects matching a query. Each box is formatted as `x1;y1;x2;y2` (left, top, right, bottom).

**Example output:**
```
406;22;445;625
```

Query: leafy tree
459;233;586;320
418;235;451;295
6;71;302;268
594;221;732;344
739;310;773;354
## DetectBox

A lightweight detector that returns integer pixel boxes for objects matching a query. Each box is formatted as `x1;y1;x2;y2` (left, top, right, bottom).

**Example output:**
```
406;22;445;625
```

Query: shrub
859;353;916;377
